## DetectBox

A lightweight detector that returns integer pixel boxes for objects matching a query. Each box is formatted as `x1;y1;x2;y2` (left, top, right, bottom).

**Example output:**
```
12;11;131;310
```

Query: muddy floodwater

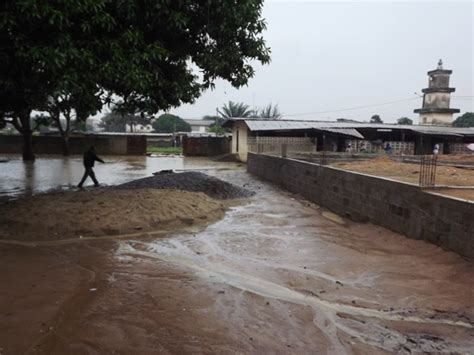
0;154;240;199
0;156;473;354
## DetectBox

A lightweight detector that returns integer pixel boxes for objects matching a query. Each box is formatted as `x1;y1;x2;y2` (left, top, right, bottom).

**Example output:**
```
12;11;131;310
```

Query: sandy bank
0;188;227;241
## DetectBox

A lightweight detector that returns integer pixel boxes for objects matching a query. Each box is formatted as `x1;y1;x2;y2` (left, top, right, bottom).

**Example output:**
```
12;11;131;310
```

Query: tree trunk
61;134;70;156
60;113;70;156
19;110;35;161
22;130;34;161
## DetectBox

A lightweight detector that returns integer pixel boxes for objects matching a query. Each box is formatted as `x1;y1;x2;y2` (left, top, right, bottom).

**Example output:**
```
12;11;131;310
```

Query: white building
184;119;214;133
125;123;154;133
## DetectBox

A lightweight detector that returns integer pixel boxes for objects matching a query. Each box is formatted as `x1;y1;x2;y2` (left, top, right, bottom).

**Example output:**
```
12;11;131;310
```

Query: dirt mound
0;189;226;241
118;171;255;199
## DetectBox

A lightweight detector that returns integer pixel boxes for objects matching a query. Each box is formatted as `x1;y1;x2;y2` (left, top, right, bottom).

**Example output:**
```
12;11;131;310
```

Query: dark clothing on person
78;148;104;188
78;167;99;187
83;150;104;167
384;143;392;155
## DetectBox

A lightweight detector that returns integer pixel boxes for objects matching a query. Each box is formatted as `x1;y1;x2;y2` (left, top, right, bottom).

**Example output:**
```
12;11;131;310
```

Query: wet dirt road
1;164;473;354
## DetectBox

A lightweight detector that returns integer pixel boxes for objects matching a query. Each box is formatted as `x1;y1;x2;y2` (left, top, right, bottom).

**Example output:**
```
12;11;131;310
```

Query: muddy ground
0;166;473;354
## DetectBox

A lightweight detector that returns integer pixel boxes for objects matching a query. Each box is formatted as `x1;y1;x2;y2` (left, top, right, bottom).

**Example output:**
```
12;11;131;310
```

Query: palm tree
218;101;253;118
258;103;282;119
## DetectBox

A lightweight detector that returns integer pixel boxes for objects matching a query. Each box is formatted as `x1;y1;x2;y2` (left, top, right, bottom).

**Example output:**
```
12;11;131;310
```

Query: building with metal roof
222;118;474;162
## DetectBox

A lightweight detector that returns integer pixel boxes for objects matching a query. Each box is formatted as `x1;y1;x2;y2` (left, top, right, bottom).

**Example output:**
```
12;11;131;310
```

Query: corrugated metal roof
245;120;322;131
224;119;474;137
319;128;365;139
184;119;214;126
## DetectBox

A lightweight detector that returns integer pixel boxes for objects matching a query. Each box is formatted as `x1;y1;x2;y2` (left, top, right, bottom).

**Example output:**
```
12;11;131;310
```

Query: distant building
125;123;153;133
184;119;214;133
414;60;460;125
223;118;474;162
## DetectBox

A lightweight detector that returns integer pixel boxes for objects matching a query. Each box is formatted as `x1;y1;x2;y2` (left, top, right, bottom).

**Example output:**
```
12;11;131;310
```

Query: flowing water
114;167;473;353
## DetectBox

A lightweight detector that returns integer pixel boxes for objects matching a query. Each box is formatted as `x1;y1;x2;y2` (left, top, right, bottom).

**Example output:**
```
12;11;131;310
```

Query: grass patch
147;146;183;154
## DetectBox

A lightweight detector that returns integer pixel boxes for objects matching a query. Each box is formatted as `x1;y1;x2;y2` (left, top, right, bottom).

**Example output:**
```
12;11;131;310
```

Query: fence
419;155;438;188
247;153;474;259
345;140;415;155
247;137;315;155
0;134;146;155
450;143;474;155
182;136;231;156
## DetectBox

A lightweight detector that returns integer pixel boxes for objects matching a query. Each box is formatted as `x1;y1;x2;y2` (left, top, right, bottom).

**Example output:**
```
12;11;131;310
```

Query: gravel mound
118;171;255;200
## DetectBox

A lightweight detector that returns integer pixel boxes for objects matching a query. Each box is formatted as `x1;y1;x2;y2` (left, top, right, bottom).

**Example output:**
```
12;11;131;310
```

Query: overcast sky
173;0;473;123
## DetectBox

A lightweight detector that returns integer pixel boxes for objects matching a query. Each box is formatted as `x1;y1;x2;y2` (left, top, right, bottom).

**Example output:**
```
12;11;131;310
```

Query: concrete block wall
0;135;143;155
248;153;474;259
183;136;231;156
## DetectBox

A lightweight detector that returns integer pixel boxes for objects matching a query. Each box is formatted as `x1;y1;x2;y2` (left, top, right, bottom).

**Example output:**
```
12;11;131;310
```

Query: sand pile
0;188;227;241
118;171;254;199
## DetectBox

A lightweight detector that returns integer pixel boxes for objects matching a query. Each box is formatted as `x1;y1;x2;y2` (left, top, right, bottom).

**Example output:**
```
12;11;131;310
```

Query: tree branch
3;116;23;133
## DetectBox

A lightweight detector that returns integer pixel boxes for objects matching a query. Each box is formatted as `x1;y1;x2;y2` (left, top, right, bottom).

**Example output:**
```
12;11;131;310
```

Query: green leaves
218;101;254;118
397;117;413;125
452;112;474;127
1;0;270;130
152;114;191;133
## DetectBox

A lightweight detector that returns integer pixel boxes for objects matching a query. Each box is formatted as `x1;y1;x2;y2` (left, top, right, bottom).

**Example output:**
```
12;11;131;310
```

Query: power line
180;95;473;120
284;97;420;117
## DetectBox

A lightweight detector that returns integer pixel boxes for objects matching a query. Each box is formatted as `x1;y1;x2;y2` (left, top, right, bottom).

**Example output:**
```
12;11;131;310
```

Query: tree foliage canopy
258;103;281;119
452;112;474;127
218;101;254;118
99;111;150;132
208;124;226;135
0;0;270;159
152;114;191;133
397;117;413;125
370;114;383;124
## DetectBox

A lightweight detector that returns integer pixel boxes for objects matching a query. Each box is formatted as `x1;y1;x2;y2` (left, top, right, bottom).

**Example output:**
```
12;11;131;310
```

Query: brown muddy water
0;154;243;199
0;156;473;354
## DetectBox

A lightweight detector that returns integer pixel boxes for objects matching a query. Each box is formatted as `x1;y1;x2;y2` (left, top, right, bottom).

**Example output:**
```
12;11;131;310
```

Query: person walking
384;142;393;155
78;146;105;188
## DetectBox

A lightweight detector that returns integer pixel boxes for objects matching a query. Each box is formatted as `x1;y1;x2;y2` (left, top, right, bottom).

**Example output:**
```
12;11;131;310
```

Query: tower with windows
414;60;459;125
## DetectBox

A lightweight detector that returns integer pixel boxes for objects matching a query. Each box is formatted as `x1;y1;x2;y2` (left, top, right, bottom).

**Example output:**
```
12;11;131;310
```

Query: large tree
452;112;474;127
0;0;270;160
0;1;110;160
218;101;254;118
99;112;147;133
397;117;413;125
152;114;191;133
370;114;383;124
42;88;102;155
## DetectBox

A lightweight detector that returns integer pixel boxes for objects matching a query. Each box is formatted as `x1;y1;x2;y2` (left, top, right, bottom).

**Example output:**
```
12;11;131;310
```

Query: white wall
418;113;453;125
231;121;249;162
126;124;154;133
